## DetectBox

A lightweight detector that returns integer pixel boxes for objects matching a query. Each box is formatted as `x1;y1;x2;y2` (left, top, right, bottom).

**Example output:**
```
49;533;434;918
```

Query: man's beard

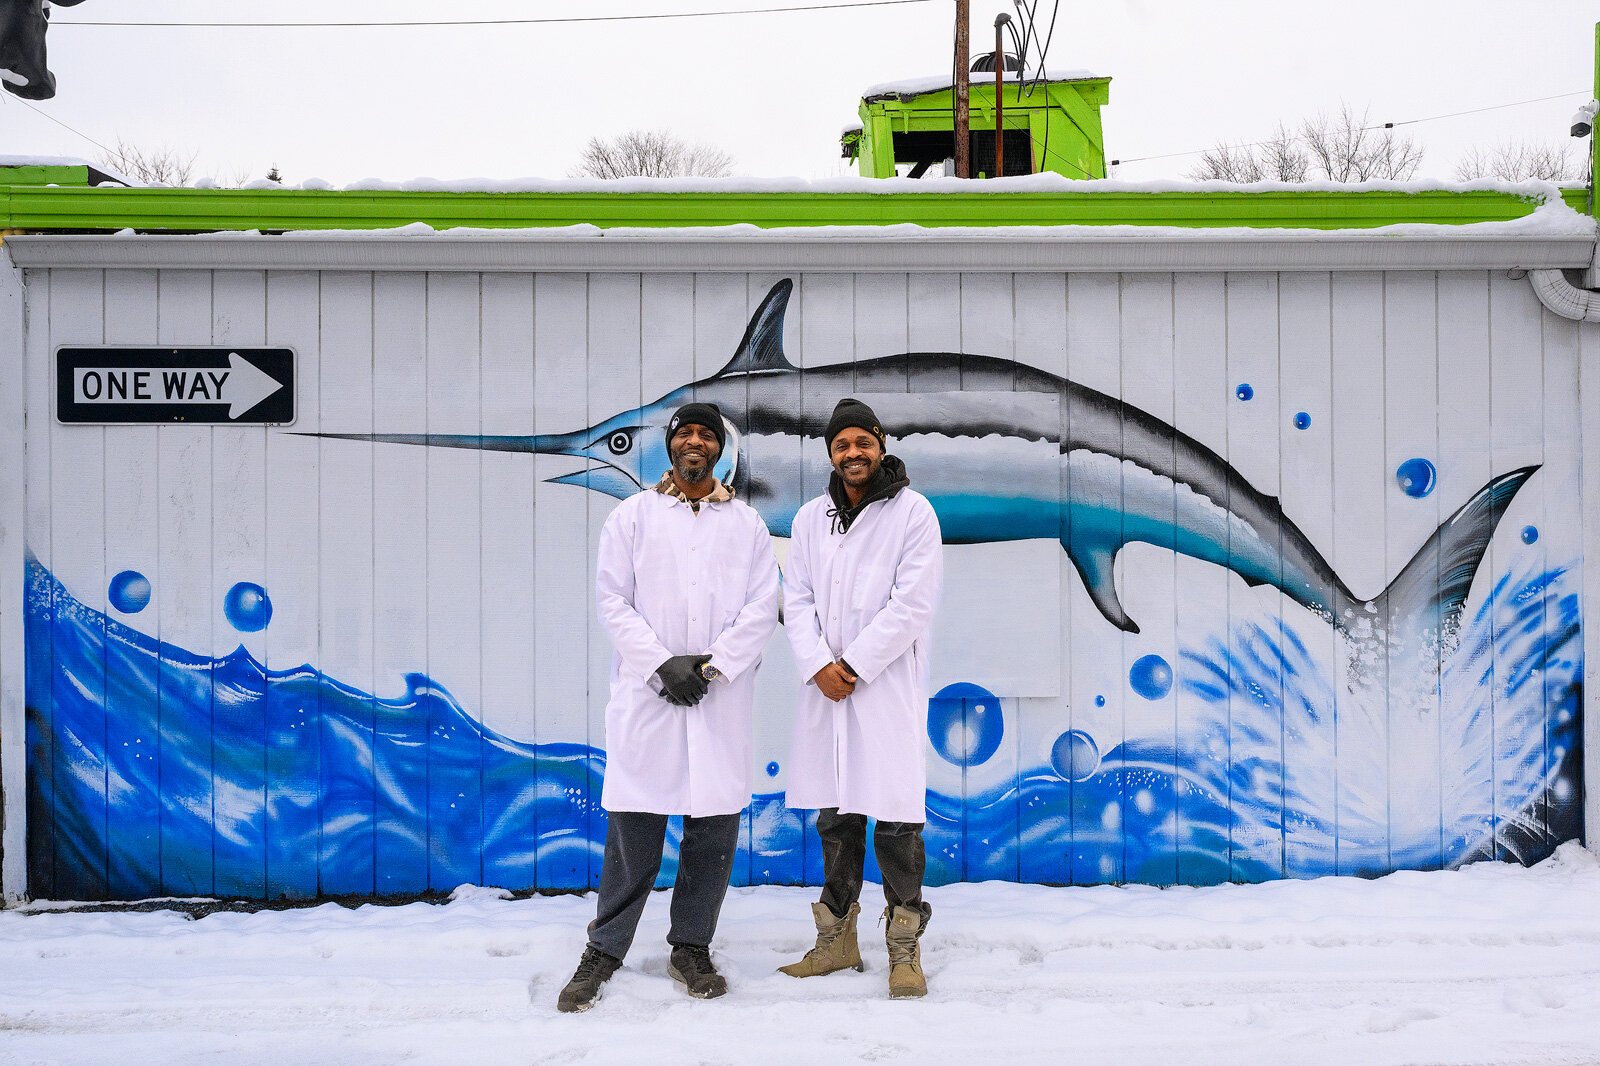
835;455;880;487
673;447;717;484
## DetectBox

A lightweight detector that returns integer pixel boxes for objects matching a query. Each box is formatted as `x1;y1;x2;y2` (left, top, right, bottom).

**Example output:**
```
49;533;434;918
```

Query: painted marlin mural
313;278;1535;643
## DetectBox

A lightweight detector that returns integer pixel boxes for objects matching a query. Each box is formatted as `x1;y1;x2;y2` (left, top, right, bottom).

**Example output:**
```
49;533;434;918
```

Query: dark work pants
587;810;741;962
816;807;926;919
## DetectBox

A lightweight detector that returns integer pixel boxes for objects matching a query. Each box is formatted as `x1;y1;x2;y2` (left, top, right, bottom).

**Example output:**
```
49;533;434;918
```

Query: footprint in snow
1365;1005;1444;1033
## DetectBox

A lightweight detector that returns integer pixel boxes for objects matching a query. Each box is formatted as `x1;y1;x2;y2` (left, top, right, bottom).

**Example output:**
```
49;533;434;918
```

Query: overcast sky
2;0;1596;185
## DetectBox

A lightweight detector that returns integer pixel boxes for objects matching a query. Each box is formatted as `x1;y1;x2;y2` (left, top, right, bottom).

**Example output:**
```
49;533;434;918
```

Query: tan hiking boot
884;903;930;999
778;901;864;978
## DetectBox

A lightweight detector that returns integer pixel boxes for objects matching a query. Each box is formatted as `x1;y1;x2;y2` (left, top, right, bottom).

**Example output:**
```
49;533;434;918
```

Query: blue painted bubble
1050;729;1101;782
223;582;273;633
766;761;780;777
1294;412;1311;430
1522;526;1539;545
927;682;1003;767
1129;654;1173;700
1396;457;1437;499
1094;694;1106;707
107;570;151;614
1235;383;1254;401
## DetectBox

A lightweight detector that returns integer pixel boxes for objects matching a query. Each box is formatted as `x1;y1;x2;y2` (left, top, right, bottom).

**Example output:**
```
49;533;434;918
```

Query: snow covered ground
2;845;1598;1066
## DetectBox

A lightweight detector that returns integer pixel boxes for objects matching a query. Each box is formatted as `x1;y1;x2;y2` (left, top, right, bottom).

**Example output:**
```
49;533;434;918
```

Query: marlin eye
606;431;633;455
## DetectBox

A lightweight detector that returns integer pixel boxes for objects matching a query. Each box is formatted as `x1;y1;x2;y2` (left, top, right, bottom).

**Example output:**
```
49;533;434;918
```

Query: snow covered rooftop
141;174;1586;199
0;153;136;186
863;67;1105;101
0;154;97;168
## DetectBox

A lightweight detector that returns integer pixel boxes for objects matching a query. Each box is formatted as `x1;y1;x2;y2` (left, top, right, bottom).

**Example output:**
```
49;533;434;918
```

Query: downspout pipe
1529;268;1600;322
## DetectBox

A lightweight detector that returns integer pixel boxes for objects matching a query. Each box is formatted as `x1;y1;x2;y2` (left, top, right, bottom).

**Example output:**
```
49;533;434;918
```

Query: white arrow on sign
73;352;284;419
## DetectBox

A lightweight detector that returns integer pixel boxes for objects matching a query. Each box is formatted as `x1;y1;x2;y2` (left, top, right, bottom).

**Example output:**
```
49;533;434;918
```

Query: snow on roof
8;158;1584;217
0;153;137;186
0;153;96;168
242;174;1579;199
862;68;1104;100
152;191;1586;241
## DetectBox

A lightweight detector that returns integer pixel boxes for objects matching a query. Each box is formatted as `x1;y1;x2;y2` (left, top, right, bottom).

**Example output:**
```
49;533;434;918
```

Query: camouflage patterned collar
653;470;735;513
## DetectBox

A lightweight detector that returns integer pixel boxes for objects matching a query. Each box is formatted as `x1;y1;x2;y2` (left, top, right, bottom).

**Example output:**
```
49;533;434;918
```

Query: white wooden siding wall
1120;273;1177;885
0;261;25;904
1278;273;1336;880
480;272;536;890
1438;273;1493;867
1013;273;1069;885
7;264;1587;901
1582;302;1600;863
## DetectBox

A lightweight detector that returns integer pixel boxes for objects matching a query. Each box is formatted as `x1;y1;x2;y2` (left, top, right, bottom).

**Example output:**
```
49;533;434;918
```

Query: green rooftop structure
844;69;1112;180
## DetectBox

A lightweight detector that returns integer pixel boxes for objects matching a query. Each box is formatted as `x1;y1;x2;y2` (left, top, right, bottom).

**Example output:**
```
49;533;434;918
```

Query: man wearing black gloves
557;401;779;1013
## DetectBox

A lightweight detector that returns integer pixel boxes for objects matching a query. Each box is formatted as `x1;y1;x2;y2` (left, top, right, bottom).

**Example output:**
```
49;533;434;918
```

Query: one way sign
56;348;295;425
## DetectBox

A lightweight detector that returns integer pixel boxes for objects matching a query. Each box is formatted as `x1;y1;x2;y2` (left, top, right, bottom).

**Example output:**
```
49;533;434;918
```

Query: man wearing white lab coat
779;397;944;999
557;401;779;1013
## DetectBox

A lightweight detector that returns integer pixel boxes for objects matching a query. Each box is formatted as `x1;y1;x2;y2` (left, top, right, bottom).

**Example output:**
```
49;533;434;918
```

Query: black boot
667;944;728;1000
557;946;622;1013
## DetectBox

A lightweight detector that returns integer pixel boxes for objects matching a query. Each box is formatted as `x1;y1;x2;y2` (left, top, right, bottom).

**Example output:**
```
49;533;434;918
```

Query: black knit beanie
824;397;886;448
664;401;727;451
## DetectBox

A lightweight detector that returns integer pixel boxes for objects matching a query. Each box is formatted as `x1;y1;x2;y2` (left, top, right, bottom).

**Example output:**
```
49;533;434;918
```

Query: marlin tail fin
1352;465;1540;648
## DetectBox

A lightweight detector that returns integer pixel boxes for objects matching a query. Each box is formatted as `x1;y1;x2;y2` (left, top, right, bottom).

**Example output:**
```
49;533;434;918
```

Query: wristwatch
699;661;723;682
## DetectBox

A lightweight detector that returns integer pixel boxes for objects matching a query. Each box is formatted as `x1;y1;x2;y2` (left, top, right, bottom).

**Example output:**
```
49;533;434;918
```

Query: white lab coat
783;487;944;823
595;489;780;817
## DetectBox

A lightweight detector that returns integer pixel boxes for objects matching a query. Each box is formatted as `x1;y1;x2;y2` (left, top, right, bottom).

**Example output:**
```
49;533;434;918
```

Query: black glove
657;654;712;707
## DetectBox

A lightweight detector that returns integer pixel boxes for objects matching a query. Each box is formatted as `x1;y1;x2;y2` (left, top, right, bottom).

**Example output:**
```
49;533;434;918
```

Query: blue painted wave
24;556;1580;900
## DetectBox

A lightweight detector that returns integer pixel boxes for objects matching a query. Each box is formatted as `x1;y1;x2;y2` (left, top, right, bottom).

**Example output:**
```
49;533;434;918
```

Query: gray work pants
586;810;741;962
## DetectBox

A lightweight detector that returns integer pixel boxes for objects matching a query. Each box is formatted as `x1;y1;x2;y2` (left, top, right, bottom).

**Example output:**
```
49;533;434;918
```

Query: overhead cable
1112;90;1591;167
0;92;115;156
55;0;938;29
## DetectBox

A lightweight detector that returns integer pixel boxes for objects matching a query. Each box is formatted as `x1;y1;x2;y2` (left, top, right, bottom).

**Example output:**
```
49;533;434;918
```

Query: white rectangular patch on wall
852;390;1064;697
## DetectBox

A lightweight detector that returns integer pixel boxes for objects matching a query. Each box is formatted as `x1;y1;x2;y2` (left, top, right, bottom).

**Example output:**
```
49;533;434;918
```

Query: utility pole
994;14;1009;178
954;0;971;178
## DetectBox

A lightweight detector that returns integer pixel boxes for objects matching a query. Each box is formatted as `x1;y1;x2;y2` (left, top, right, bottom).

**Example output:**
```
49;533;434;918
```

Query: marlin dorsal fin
717;279;796;378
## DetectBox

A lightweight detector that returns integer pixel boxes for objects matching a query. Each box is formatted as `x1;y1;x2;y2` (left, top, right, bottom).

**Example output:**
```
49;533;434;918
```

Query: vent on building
970;52;1024;73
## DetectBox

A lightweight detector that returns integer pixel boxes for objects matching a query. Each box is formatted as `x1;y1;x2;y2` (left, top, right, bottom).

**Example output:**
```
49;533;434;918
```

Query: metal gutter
5;231;1595;274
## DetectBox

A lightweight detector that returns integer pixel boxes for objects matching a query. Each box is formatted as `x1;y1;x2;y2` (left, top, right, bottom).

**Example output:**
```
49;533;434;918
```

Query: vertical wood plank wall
0;262;25;903
12;267;1587;900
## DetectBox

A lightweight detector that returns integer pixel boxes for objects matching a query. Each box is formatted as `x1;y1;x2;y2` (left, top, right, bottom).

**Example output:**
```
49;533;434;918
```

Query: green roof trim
0;165;94;188
0;182;1587;235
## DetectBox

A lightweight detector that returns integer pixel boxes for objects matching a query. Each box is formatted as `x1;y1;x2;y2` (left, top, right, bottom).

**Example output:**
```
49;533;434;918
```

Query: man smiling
557;401;779;1013
779;397;945;999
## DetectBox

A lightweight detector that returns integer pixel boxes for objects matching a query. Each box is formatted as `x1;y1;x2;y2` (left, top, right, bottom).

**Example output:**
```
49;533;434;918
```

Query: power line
0;92;115;157
1112;90;1591;167
1383;91;1592;129
54;0;937;29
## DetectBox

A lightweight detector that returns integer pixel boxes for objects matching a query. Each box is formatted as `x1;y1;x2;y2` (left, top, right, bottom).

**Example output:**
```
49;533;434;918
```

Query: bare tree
571;130;735;179
1455;141;1583;182
1190;124;1308;182
1299;104;1422;182
97;138;198;186
1188;105;1421;183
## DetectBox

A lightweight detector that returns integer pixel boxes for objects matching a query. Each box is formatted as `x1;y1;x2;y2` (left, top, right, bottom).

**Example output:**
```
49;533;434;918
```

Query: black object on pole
994;13;1009;178
0;0;89;100
953;0;970;178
